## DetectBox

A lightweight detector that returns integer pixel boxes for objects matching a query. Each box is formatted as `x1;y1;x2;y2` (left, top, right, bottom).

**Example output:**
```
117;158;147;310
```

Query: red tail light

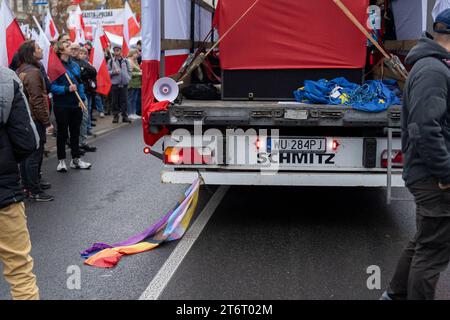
256;139;262;150
164;147;213;165
332;140;340;152
381;150;403;168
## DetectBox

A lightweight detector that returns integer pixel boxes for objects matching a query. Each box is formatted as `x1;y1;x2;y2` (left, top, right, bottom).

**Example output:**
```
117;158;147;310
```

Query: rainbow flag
81;179;201;268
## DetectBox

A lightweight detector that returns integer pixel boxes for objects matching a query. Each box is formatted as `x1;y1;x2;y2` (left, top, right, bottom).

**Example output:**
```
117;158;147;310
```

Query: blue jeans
95;94;105;113
86;94;94;131
128;88;142;116
80;99;90;146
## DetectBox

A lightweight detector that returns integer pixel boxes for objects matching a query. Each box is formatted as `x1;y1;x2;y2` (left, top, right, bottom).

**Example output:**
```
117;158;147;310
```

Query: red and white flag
122;1;140;56
141;0;167;146
90;25;111;96
33;17;66;82
68;5;86;43
44;8;59;42
95;24;110;50
0;0;25;67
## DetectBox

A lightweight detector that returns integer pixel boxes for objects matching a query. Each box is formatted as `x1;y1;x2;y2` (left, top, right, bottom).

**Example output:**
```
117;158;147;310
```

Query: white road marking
139;185;229;300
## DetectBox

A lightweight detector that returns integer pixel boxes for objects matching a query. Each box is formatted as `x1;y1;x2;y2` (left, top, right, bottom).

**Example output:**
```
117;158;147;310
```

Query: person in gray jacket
0;66;40;299
108;45;132;123
382;9;450;300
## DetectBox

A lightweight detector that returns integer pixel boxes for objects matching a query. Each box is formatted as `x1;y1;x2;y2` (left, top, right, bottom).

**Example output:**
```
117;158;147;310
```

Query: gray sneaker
70;158;92;170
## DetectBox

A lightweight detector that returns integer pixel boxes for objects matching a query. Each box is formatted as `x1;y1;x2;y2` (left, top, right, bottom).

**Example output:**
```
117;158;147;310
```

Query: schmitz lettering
258;152;336;165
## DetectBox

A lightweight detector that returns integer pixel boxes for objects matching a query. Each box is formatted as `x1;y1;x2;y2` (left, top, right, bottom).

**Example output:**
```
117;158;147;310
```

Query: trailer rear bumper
161;170;405;187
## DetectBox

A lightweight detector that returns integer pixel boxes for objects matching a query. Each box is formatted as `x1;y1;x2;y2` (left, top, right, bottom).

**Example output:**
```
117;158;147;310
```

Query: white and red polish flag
96;24;110;50
122;1;140;57
141;0;168;146
0;0;25;67
90;25;111;96
44;8;59;42
68;5;86;43
33;16;66;82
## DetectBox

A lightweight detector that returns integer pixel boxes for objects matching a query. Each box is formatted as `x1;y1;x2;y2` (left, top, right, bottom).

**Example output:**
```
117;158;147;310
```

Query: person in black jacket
382;10;450;300
0;66;40;300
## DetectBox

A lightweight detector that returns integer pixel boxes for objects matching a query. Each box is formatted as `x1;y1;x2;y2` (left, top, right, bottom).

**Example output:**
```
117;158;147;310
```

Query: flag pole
332;0;408;80
32;15;87;111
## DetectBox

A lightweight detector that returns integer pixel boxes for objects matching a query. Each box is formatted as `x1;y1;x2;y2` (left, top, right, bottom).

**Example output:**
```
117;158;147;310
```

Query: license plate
268;138;327;153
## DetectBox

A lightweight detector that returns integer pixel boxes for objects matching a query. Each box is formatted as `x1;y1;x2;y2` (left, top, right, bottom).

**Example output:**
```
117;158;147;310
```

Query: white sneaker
99;112;105;118
57;160;67;173
70;158;92;170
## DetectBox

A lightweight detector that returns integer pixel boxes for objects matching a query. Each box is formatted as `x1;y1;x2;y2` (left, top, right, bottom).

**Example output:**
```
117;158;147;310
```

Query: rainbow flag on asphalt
81;179;200;268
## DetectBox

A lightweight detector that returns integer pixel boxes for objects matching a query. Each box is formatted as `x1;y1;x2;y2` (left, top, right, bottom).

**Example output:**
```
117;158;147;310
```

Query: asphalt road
160;186;449;300
0;122;192;300
1;122;449;300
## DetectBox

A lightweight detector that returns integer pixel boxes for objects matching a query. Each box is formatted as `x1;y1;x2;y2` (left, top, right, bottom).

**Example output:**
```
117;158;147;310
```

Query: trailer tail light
256;139;261;150
332;140;340;152
143;147;151;155
164;147;214;165
381;150;403;168
327;139;340;152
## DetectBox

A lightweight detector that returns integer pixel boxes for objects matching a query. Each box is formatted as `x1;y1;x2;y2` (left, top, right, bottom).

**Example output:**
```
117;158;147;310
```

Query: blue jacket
51;58;86;108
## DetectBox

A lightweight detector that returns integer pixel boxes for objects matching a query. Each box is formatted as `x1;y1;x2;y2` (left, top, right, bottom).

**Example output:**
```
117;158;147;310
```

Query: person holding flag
51;40;92;172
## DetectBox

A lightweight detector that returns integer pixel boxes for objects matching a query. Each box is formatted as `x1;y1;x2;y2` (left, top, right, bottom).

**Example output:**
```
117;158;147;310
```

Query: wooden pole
332;0;408;80
333;0;390;59
64;74;88;112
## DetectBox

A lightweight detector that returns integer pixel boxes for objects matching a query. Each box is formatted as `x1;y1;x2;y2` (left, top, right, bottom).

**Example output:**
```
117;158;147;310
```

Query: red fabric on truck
215;0;369;70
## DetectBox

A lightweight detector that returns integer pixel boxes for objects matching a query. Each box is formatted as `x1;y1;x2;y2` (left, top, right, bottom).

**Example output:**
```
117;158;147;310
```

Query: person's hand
439;182;450;190
46;125;54;135
69;84;77;92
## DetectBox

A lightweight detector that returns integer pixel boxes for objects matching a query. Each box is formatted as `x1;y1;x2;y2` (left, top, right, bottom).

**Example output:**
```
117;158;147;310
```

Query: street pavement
159;186;450;300
1;121;449;300
0;121;192;300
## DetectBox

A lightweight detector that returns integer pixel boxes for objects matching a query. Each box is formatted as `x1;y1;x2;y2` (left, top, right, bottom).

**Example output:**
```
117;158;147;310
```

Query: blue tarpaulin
293;77;401;113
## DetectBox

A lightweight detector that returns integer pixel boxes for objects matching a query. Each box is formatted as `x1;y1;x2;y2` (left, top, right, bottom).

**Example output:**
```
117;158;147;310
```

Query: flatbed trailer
148;100;404;204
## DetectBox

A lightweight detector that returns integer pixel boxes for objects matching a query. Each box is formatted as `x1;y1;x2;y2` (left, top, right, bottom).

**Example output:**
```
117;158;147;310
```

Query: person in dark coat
382;9;450;300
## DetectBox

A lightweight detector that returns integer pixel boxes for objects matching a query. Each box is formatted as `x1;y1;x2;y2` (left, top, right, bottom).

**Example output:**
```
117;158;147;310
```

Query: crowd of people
6;34;143;202
0;31;144;299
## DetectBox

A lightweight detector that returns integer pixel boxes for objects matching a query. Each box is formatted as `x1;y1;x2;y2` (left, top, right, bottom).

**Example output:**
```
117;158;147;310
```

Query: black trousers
20;122;46;194
54;107;82;160
110;85;128;118
389;177;450;300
